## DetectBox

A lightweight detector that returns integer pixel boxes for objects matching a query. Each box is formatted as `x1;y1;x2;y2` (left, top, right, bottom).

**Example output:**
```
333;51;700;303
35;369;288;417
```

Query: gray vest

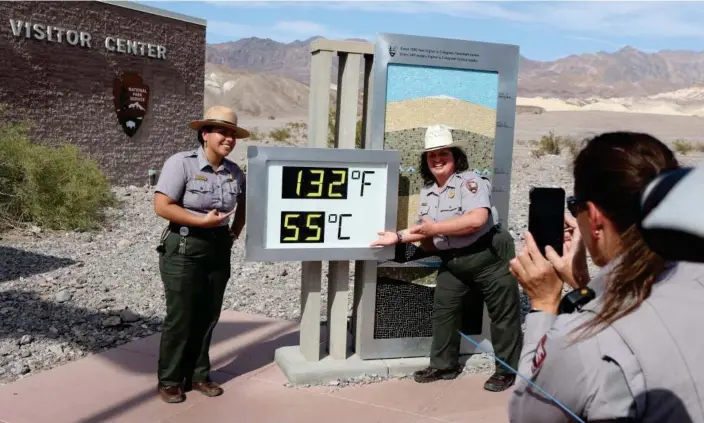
588;262;704;423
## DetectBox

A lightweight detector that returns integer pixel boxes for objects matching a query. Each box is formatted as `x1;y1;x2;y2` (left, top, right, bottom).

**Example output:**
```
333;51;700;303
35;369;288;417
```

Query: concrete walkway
0;311;511;423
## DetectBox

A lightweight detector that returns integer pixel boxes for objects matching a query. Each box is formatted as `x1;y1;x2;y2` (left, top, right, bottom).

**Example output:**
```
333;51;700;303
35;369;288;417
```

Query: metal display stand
271;34;520;385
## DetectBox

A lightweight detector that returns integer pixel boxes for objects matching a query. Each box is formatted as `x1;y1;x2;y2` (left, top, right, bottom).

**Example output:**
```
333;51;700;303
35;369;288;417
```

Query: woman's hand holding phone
543;213;587;289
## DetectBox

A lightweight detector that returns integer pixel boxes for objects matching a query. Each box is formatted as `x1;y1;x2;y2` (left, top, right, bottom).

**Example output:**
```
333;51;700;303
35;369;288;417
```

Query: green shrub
327;107;363;148
248;127;261;141
673;139;694;155
0;118;116;231
268;128;291;142
531;131;581;159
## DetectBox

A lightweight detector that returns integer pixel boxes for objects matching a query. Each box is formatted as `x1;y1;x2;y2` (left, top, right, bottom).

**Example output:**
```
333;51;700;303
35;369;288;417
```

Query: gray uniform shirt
155;146;246;227
509;259;704;423
416;170;498;250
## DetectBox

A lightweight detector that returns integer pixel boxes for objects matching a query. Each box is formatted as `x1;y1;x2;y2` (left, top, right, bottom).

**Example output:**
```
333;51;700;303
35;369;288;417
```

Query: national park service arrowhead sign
112;72;149;137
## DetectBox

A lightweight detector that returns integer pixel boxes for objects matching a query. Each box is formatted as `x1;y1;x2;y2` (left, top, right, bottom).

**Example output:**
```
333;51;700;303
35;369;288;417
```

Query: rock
0;345;17;356
102;316;122;327
19;335;33;345
13;365;30;375
48;345;63;356
120;309;140;323
55;290;72;303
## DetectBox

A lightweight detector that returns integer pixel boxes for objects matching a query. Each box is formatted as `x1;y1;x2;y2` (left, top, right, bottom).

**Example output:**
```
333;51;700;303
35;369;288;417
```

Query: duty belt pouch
156;226;170;253
392;242;433;263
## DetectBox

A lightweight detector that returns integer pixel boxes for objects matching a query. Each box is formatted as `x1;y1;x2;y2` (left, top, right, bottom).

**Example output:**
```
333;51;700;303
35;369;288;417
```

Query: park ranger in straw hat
372;124;523;391
152;105;249;403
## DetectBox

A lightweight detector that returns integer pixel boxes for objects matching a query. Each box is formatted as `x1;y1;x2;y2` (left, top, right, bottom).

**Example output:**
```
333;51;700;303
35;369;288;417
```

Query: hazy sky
135;1;704;61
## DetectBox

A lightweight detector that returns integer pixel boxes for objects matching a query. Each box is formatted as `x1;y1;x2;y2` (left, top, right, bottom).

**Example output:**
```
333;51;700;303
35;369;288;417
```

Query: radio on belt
243;145;401;262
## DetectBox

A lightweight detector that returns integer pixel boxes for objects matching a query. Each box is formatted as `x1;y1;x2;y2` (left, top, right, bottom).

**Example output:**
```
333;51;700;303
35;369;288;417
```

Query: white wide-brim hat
189;105;250;139
423;124;455;152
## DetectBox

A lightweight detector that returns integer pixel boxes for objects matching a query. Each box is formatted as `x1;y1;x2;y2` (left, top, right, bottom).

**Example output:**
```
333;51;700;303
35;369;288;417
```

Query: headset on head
638;165;704;263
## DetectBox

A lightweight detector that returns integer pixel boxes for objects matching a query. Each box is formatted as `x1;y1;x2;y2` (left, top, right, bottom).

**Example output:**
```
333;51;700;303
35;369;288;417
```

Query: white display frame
244;145;401;262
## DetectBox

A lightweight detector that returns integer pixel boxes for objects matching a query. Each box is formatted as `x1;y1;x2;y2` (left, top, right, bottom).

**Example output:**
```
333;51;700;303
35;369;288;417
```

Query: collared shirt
415;170;498;250
508;258;691;423
155;146;246;226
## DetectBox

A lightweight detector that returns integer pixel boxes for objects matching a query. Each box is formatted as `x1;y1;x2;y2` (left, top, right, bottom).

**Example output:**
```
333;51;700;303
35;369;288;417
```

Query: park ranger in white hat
372;124;523;391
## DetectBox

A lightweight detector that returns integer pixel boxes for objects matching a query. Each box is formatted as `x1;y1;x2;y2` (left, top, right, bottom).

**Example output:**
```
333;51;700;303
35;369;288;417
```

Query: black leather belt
436;226;498;260
168;223;229;238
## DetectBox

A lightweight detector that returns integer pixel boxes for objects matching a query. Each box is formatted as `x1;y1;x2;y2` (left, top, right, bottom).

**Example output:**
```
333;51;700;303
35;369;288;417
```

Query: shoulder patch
465;179;478;194
531;334;548;376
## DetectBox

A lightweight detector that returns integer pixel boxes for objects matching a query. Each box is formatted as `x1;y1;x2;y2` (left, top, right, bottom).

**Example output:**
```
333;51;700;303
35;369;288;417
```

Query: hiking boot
185;380;224;397
413;366;463;383
483;372;516;392
158;384;185;403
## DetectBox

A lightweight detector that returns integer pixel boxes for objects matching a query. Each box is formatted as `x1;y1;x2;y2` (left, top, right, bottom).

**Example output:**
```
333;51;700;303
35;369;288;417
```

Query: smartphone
528;187;565;257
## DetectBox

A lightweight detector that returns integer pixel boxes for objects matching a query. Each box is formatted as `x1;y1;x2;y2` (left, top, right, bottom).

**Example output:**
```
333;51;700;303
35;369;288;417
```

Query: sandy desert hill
205;37;704;123
517;84;704;116
384;96;497;138
208;38;704;99
204;63;322;118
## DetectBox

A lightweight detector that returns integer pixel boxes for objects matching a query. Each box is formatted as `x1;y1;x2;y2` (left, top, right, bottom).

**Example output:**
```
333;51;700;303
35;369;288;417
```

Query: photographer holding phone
372;125;522;392
153;106;248;403
507;131;704;423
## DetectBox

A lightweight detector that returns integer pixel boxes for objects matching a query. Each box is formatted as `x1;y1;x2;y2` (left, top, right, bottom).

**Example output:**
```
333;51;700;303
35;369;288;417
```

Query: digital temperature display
244;145;400;262
281;166;348;199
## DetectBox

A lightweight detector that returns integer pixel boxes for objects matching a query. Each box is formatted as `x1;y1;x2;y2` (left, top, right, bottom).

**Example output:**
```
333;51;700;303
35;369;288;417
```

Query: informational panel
356;33;519;360
244;145;401;262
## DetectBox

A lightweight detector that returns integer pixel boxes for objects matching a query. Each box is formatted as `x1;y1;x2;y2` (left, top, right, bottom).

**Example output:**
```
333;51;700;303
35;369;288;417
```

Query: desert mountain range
205;36;704;118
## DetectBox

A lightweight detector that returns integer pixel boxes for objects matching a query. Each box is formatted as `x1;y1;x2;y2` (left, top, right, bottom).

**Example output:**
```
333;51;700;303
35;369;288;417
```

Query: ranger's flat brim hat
189;105;250;139
424;124;455;152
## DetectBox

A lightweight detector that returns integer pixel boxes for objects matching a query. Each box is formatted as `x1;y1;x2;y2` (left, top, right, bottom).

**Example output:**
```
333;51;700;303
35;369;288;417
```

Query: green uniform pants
429;226;523;373
157;227;233;386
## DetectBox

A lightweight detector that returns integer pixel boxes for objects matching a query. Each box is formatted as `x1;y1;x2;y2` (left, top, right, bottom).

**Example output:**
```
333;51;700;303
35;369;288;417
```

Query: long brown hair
572;132;680;337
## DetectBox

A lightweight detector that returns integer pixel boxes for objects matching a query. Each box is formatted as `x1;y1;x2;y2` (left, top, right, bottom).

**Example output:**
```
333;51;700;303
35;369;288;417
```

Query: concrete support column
327;51;361;359
300;48;332;362
353;53;376;354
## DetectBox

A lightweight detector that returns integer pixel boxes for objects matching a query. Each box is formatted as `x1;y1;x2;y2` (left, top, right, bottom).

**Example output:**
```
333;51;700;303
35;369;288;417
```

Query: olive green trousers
157;227;233;386
429;227;523;373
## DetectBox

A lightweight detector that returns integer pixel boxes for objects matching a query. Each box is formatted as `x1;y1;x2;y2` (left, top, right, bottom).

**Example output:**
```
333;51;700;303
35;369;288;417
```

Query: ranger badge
531;334;547;376
466;179;478;194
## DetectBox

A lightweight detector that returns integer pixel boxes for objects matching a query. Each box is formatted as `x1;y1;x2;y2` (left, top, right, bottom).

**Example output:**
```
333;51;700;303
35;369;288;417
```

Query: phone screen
528;187;565;256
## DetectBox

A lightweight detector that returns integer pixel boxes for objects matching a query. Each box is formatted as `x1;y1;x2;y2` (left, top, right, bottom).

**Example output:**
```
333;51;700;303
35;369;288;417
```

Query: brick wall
0;1;206;186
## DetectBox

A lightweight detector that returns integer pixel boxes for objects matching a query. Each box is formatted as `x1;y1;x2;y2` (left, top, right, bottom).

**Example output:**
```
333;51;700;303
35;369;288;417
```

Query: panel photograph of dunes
378;63;499;285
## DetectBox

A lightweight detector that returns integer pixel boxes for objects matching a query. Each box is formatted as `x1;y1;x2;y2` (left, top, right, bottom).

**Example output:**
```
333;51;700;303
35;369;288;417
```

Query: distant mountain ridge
206;37;704;100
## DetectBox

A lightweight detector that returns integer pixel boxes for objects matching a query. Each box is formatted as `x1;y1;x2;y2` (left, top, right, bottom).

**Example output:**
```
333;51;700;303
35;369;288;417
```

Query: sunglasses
566;195;587;217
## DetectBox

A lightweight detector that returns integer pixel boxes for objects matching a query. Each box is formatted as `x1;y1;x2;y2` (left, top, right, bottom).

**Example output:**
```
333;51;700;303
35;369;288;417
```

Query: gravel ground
0;145;701;386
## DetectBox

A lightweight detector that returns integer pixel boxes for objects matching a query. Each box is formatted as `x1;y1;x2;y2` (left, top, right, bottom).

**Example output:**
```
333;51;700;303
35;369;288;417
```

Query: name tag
194;174;208;181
